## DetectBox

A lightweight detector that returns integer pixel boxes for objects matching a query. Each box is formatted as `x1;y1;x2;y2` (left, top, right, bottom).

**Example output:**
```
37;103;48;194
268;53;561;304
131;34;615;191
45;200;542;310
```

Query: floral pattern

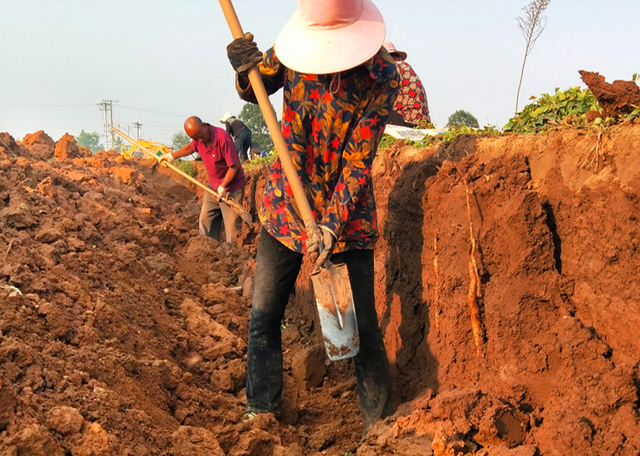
393;58;430;125
238;47;399;254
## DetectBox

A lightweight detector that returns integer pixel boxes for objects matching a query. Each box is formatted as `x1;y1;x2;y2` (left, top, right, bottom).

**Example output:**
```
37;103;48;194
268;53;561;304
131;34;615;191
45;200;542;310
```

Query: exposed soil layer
1;121;640;455
358;124;640;455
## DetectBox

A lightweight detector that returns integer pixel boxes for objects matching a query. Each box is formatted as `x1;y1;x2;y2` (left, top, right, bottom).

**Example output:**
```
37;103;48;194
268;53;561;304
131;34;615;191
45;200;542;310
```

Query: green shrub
243;152;277;170
377;133;397;152
504;87;601;133
175;160;197;177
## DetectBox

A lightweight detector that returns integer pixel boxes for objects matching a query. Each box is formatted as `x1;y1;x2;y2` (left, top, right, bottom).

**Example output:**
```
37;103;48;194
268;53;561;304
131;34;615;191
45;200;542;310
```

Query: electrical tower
132;122;142;140
96;100;118;150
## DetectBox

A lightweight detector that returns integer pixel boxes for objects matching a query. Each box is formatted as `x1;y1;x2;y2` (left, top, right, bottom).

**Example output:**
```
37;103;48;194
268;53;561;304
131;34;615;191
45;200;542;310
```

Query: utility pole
132;122;142;141
96;99;118;149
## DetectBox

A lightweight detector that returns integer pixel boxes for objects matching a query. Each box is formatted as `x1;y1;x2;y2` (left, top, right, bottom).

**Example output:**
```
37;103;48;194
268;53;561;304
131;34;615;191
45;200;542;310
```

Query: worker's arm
219;162;239;189
159;143;192;163
170;144;194;159
235;47;285;102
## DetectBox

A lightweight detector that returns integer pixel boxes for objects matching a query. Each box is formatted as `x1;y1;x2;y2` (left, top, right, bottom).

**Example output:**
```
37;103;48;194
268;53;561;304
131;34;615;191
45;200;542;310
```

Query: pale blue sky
1;0;638;147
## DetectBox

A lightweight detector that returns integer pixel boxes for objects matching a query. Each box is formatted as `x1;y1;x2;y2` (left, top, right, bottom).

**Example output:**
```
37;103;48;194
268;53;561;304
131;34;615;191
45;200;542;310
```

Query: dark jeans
234;129;252;163
247;228;393;432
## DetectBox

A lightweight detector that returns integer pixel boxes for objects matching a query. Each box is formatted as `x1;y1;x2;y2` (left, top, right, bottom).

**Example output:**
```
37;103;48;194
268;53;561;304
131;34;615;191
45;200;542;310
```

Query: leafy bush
504;87;601;133
377;133;397;152
441;125;500;143
243;152;276;170
174;160;197;177
628;73;640;121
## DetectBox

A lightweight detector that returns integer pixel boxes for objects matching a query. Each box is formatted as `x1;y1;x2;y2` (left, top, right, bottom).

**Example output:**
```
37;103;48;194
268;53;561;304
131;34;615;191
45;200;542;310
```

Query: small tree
447;110;479;128
515;0;551;113
76;130;103;153
238;102;275;153
171;132;190;150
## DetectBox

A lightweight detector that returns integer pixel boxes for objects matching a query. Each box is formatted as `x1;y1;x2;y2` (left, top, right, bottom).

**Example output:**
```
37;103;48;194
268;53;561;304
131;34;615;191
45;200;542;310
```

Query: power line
118;104;186;118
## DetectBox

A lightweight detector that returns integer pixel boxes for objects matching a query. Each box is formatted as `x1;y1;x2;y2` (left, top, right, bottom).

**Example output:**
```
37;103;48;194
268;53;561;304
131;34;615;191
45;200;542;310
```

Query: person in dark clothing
220;112;252;163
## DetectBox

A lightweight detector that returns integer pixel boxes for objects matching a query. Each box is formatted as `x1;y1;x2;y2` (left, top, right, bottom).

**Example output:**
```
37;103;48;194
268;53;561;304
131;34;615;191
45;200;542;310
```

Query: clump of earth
1;84;639;455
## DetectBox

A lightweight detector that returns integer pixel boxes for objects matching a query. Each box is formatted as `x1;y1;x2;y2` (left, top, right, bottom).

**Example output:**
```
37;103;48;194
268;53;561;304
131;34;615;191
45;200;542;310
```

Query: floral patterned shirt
393;57;431;125
237;46;399;254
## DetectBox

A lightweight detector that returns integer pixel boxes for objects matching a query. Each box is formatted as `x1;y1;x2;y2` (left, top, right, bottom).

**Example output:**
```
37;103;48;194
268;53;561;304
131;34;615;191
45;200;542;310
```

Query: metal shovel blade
310;262;360;361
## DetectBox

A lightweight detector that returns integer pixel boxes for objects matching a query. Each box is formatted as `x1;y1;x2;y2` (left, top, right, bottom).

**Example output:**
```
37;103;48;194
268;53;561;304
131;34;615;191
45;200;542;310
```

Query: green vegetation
377;133;397;152
447;110;480;128
243;151;277;170
504;86;601;133
76;130;103;153
441;124;500;143
628;73;640;121
174;160;197;177
171;132;190;150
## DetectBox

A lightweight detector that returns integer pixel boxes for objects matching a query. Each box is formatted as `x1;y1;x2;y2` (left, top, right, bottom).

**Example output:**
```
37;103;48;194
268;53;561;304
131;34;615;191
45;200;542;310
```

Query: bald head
184;116;203;138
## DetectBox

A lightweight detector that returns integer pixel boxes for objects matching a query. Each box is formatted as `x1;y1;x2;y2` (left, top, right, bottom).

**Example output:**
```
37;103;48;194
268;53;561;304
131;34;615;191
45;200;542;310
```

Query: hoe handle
218;0;318;233
110;126;251;224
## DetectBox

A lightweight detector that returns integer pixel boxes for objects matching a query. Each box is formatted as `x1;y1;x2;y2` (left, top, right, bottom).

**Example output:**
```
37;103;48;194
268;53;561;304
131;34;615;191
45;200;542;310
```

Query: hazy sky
1;0;638;147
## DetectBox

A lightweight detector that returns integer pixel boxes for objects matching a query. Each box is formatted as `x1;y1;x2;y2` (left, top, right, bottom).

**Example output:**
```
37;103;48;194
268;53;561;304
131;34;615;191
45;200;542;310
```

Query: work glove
217;185;228;202
227;32;263;76
158;153;174;164
307;226;337;269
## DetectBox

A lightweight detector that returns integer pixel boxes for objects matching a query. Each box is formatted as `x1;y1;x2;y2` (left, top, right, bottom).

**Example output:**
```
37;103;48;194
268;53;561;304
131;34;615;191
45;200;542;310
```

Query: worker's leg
199;190;223;240
234;129;251;162
246;227;303;416
333;249;393;434
219;188;244;244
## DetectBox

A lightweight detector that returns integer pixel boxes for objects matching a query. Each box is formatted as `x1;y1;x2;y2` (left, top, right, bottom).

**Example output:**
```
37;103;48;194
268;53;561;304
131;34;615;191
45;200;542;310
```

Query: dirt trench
1;123;639;456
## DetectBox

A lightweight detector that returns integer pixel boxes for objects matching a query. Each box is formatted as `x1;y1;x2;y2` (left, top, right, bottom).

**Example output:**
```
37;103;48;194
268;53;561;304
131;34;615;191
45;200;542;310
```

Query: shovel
218;0;359;361
111;126;252;224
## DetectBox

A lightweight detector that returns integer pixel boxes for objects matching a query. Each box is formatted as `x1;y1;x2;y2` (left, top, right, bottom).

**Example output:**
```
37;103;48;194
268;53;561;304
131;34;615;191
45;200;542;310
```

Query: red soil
1;121;640;455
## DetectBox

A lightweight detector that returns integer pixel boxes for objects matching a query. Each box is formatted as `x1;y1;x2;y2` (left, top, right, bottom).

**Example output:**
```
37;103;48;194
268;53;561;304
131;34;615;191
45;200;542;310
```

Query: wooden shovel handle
218;0;318;233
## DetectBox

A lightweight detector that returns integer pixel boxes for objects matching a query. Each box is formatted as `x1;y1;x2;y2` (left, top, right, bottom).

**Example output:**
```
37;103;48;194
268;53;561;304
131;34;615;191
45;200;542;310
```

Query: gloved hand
158;153;174;164
227;32;263;75
217;185;228;201
307;226;337;268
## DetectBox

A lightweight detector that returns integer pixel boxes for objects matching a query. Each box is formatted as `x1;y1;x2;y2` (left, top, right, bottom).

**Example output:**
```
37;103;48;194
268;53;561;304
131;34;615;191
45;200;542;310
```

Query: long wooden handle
111;126;252;224
218;0;318;233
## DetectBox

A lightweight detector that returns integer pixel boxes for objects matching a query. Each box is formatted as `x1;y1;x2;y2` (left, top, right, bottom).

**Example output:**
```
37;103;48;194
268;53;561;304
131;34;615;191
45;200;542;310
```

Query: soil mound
2;123;640;455
580;70;640;118
356;124;640;455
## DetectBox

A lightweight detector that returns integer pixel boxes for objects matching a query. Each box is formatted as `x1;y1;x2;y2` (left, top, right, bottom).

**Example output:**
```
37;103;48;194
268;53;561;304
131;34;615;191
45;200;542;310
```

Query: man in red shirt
160;116;246;243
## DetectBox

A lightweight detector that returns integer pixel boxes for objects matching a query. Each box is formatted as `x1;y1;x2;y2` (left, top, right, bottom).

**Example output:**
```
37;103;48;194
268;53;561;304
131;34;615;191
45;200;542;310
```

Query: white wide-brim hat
274;0;386;75
220;112;235;123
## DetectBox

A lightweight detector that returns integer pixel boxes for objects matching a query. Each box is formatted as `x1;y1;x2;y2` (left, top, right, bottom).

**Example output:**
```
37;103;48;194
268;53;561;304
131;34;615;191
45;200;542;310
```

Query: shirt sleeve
321;71;400;236
236;46;286;102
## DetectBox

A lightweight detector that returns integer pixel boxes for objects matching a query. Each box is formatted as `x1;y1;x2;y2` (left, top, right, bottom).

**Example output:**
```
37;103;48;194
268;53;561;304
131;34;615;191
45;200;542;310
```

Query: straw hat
220;112;235;123
274;0;386;75
382;41;407;61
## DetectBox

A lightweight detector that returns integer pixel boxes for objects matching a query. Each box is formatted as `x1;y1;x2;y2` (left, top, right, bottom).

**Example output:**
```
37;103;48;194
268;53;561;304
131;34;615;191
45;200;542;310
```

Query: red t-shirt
190;124;245;192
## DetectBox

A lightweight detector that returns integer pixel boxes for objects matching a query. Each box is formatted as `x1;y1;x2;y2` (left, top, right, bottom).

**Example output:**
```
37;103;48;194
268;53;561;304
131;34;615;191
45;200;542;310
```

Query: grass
244;153;277;170
174;160;197;178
